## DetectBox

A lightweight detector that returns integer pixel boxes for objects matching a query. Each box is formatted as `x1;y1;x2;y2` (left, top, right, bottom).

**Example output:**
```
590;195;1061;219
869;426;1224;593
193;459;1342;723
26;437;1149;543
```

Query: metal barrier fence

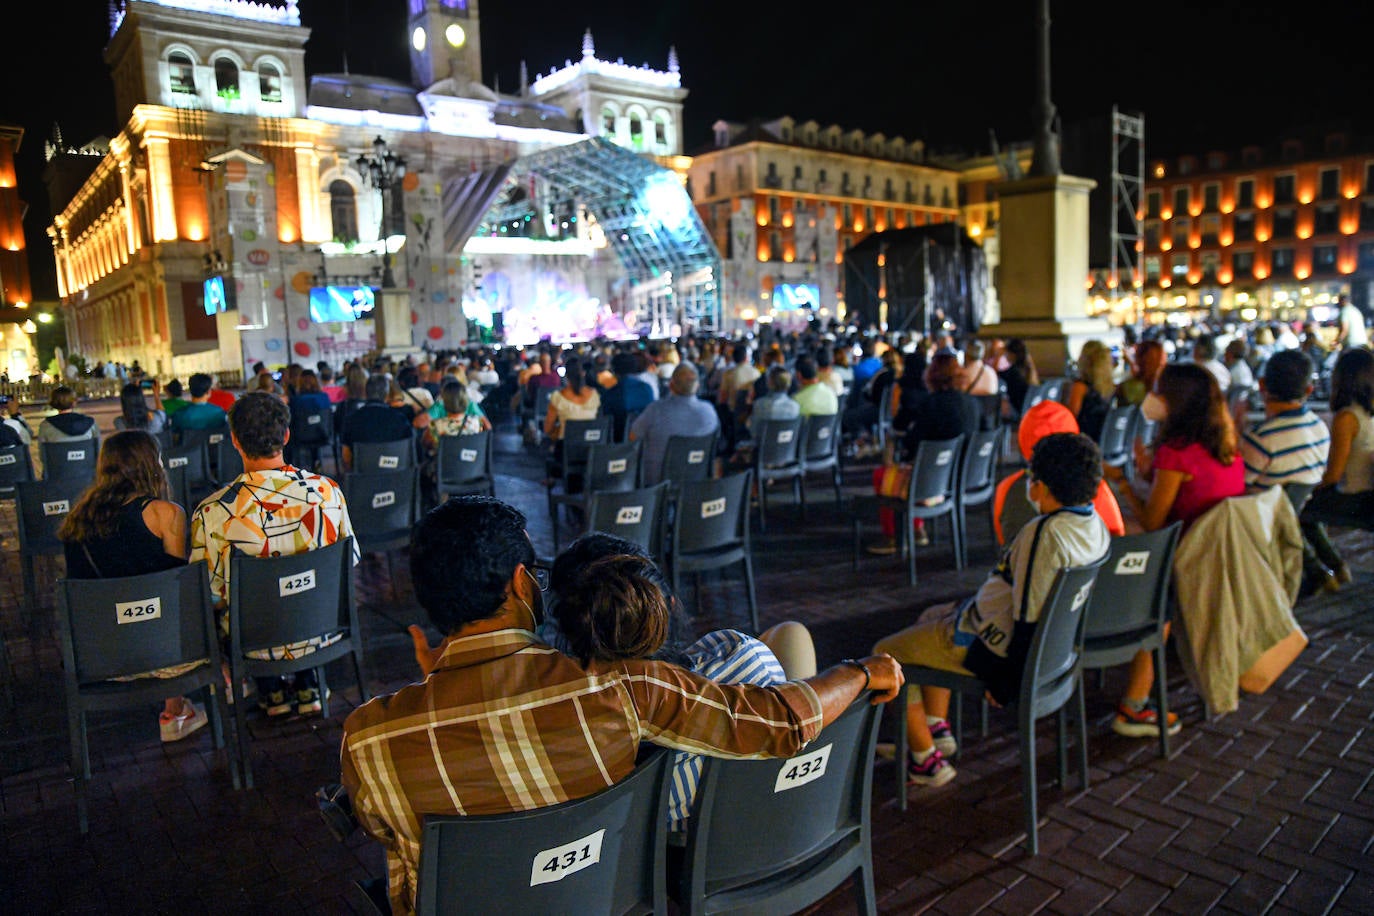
0;369;243;405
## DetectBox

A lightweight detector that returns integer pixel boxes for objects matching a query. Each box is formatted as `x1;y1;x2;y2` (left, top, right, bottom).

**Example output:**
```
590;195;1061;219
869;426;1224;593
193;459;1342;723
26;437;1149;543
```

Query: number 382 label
774;743;832;792
530;828;604;886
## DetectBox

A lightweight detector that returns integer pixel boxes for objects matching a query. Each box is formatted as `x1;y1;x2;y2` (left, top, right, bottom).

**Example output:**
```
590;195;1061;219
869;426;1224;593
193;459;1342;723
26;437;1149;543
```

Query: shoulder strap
81;541;103;578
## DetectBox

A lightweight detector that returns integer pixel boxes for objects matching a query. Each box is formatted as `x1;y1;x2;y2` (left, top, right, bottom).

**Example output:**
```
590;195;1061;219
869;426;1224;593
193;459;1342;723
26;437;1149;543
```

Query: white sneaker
160;702;208;743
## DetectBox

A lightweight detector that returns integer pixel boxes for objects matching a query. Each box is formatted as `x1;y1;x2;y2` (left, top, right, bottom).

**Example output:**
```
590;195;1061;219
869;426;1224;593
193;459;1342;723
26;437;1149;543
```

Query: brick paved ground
2;409;1371;914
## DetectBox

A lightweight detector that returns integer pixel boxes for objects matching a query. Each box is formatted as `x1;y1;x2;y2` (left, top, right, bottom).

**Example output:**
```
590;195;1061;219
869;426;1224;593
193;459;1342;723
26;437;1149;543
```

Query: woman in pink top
1104;362;1244;738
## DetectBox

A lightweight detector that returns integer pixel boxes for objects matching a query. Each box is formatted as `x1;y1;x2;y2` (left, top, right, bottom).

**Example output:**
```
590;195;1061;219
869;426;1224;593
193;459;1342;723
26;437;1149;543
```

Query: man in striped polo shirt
1239;349;1330;490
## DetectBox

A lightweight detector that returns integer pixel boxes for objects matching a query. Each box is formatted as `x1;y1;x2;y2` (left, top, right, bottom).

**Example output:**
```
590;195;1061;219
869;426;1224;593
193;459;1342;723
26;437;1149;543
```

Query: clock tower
408;0;483;91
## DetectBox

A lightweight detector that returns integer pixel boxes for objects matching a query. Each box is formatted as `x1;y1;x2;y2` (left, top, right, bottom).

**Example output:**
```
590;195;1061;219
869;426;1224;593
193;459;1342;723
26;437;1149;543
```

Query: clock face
446;23;466;48
412;26;427;52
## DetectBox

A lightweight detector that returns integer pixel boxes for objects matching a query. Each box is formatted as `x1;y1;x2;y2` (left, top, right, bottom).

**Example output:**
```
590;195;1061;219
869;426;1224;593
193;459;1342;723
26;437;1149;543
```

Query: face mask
1141;391;1168;423
1025;475;1043;516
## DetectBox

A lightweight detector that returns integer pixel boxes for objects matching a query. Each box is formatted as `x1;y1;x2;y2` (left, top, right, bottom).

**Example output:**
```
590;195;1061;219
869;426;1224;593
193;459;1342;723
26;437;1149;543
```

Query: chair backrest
679;698;881;913
227;536;354;657
753;417;803;468
56;562;216;684
436;431;492;488
1019;383;1045;415
1135;414;1159;450
177;426;230;475
344;471;417;554
673;470;751;556
163;441;213;488
974;393;1003;431
1227;384;1254;413
533;385;555;420
353;437;415;472
291;405;333;446
1021;556;1108;721
1040;377;1066;404
906;436;963;507
583;440;642;494
415;746;671;916
660;433;717;489
800;412;841;464
1282;481;1317;515
584;482;669;559
1082;523;1182;648
562;417;613;472
216;437;246;482
0;442;35;495
40;440;97;483
1097;404;1137;461
16;477;87;558
958;428;1002;500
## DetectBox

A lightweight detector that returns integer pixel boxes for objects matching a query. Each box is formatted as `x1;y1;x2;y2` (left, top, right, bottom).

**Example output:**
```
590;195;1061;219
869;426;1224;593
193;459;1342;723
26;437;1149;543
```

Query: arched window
601;107;616;137
654;114;669;147
214;59;240;100
168;52;196;94
330;180;358;244
259;63;282;103
628;114;644;150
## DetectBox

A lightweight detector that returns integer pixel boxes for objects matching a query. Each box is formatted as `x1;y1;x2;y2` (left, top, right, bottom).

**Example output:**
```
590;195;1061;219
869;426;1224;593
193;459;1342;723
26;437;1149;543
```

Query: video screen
203;275;234;315
773;283;819;311
309;286;377;323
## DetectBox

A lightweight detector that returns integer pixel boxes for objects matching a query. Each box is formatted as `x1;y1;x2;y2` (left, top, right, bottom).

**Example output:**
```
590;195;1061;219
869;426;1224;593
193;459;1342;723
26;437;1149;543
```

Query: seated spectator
114;382;168;436
341;374;415;471
748;365;800;431
38;385;100;446
159;378;190;417
1192;334;1232;392
1224;338;1255;392
168;373;228;436
319;366;346;404
1240;349;1329;491
814;345;844;397
873;432;1110;787
347;496;900;915
599;351;655;441
58;431;203;742
205;375;236;413
958;340;1001;396
998;338;1039;417
791;355;838;417
1;395;30;446
543;356;600;487
630;363;720;486
1065;339;1114;443
1116;339;1166;407
889;350;928;442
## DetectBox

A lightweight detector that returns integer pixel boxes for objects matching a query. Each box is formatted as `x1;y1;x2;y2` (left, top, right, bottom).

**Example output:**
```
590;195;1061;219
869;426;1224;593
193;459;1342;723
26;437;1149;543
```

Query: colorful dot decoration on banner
274;284;285;300
265;338;282;351
291;271;313;294
411;310;419;325
297;318;309;331
294;342;312;357
427;326;444;340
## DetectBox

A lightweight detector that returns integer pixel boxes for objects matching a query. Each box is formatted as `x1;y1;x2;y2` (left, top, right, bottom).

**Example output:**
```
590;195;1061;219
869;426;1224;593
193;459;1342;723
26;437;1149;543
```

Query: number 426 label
116;596;161;624
774;743;832;792
529;828;604;886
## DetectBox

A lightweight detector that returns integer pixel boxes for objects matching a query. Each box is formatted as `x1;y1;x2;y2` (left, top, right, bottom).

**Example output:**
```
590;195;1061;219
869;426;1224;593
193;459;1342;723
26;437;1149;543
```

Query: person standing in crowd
191;392;358;718
1065;339;1114;443
58;431;205;742
38;386;100;446
113;382;168;436
1335;293;1368;350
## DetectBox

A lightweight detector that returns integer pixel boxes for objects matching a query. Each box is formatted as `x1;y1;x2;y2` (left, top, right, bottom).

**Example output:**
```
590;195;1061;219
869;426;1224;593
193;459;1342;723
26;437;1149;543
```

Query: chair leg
68;703;89;834
1056;705;1069;788
232;663;254;790
795;475;805;523
853;857;878;916
894;683;909;813
758;478;768;533
318;665;330;718
905;513;917;587
852;517;861;570
354;646;371;703
1154;644;1170;760
742;556;759;635
1021;717;1039;855
1076;674;1090;789
980;696;990;737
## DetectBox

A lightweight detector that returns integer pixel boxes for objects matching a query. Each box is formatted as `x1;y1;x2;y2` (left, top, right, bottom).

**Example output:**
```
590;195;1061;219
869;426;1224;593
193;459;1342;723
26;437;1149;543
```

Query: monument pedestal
374;288;423;361
979;173;1115;377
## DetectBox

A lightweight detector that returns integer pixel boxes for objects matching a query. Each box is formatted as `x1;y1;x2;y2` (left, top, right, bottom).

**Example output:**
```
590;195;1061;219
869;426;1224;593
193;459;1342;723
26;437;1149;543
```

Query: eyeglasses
529;564;551;591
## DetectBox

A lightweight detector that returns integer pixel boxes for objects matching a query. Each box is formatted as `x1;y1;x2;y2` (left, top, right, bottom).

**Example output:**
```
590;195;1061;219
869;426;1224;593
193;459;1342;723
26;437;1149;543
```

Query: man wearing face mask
341;495;903;916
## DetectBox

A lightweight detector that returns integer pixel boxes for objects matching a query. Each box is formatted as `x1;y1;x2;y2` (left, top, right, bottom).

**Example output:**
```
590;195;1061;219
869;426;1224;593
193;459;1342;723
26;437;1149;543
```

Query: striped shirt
1240;407;1331;487
341;629;822;916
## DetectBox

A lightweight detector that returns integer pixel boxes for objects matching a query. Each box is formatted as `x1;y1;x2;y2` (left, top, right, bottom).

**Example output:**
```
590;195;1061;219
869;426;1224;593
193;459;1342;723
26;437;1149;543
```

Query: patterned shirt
340;629;822;916
190;465;358;658
1240;406;1331;488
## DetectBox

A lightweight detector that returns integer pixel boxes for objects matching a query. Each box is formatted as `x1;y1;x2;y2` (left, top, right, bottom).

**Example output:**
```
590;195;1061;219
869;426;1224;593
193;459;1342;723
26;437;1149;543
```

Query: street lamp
355;136;407;289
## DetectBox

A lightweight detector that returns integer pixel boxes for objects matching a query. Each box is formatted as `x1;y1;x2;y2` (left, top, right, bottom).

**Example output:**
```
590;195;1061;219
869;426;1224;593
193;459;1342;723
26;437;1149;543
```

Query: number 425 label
774;743;832;792
530;828;604;886
279;570;316;596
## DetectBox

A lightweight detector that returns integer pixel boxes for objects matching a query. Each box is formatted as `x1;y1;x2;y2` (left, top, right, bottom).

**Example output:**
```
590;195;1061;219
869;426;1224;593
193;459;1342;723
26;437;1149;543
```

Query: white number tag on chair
978;442;994;457
701;497;726;518
584;429;602;442
0;453;15;465
1115;551;1150;575
774;743;832;792
607;458;627;474
116;597;161;624
1071;582;1094;611
460;448;477;462
687;450;705;464
1115;416;1129;430
209;434;224;444
378;455;399;469
936;450;952;466
372;490;396;509
43;500;70;516
67;450;86;461
168;456;189;468
777;430;794;443
529;829;605;887
279;570;316;596
307;415;321;425
615;505;643;525
818;427;830;439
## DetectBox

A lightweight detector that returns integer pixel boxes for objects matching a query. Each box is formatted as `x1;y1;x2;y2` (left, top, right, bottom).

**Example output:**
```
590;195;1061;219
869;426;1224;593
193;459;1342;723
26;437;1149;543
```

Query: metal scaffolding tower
1110;106;1145;323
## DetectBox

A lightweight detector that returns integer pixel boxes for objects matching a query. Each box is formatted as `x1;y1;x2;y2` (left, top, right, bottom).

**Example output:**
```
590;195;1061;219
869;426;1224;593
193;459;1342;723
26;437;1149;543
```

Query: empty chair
1039;377;1067;404
353;437;416;474
215;435;246;483
973;393;1005;432
549;436;639;551
56;563;237;833
162;440;216;508
894;558;1107;854
1097;404;1137;471
435;431;495;501
414;747;671;916
40;440;97;484
0;442;35;501
851;436;964;586
583;482;670;560
289;404;333;472
674;697;881;916
552;416;613;489
177;425;231;480
659;432;718;493
750;416;804;532
225;537;369;788
668;471;758;633
954;427;1004;567
15;477;88;615
798;412;844;509
344;468;419;602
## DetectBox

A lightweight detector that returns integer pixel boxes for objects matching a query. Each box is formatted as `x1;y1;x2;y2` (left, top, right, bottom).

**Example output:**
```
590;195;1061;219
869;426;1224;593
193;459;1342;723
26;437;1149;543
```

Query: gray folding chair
668;471;758;633
954;428;1003;568
660;432;718;493
163;440;216;508
435;431;495;500
583;482;670;561
289;405;333;472
177;425;231;481
750;416;804;532
40;440;97;484
798;412;844;509
550;438;642;551
16;477;87;616
344;468;419;603
353;437;416;473
0;442;35;501
851;435;964;586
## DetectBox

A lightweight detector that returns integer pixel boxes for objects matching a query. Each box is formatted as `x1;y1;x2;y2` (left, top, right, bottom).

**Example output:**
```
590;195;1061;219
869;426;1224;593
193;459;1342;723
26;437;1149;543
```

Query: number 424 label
530;828;604;886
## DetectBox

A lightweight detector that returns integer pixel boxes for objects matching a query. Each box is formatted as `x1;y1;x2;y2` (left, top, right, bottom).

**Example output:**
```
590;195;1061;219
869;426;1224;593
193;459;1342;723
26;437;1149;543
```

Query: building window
258;63;282;102
329;180;358;244
1362;200;1374;231
1272;209;1296;239
1144;222;1161;250
1319;168;1340;200
1232;250;1254;277
214;58;240;100
1203;183;1219;212
1171;217;1190;247
1173;186;1189;214
769;197;781;223
1201;253;1220;281
654;116;668;146
769;231;781;261
1313;245;1338;272
168;52;196;94
1271;247;1294;274
1233;212;1255;243
863;205;873;227
1200;215;1220;246
602;108;616;136
842;203;852;225
1281;140;1302;162
1366;162;1374;194
628;114;644;149
1171;254;1190;277
1273;174;1295;205
1206;152;1226;171
1146;190;1161;218
1241;147;1262;167
1315;204;1340;236
1144;255;1161;282
706;172;716;196
1360;241;1374;268
1236;179;1254;209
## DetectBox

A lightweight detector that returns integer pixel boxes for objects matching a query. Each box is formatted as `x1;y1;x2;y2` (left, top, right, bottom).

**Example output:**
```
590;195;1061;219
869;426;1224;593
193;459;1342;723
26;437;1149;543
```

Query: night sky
5;0;1366;298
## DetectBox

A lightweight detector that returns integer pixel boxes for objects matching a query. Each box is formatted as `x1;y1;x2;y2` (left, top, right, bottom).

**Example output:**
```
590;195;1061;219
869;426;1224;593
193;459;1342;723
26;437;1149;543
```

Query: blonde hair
1077;340;1116;400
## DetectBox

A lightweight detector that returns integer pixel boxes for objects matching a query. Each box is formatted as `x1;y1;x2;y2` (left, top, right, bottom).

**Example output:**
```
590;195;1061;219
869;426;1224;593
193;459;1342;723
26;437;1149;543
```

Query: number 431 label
530;829;604;886
774;743;832;792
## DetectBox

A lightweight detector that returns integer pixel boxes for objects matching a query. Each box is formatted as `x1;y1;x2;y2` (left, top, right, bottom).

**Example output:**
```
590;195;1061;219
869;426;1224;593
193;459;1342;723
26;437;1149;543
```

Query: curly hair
58;431;169;543
1156;363;1237;464
229;391;290;458
1028;432;1102;508
410;497;533;633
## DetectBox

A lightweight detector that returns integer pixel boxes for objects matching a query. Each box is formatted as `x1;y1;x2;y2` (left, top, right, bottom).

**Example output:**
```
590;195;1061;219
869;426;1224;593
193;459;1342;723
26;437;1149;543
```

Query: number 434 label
774;743;832;792
530;828;604;886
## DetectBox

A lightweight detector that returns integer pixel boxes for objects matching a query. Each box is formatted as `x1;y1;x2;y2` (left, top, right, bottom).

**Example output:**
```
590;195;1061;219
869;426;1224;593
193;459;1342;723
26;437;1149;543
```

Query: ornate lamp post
355;136;407;289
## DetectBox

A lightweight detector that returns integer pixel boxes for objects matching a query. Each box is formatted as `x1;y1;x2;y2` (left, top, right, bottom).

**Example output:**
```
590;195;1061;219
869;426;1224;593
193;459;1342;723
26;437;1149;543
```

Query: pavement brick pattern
2;417;1371;914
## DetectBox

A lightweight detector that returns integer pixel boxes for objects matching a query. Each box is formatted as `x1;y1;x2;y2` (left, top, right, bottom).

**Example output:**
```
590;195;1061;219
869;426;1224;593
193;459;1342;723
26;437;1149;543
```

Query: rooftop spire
582;28;594;59
667;45;679;73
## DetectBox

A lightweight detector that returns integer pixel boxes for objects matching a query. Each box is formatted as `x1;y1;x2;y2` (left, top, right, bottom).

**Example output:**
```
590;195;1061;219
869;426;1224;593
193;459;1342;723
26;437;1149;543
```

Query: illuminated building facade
48;0;689;376
1141;125;1374;325
0;123;36;380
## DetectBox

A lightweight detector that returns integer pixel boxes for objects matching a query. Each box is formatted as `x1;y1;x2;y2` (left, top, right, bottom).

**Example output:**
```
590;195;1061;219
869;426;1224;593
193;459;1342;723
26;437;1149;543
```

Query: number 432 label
774;743;832;792
530;828;604;886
